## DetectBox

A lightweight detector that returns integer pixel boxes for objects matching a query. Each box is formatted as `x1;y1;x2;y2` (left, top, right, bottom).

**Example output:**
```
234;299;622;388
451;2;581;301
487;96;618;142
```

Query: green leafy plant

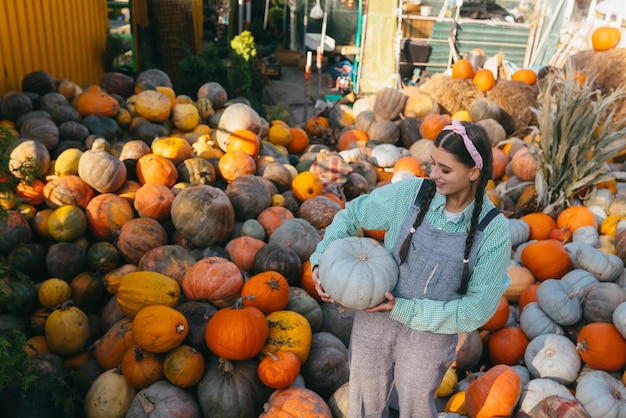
176;43;229;98
524;61;626;214
228;31;265;108
263;103;290;122
0;330;37;391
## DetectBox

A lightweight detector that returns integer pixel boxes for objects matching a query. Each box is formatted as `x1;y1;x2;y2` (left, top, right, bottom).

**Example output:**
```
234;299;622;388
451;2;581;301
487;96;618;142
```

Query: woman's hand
313;267;335;303
364;292;396;312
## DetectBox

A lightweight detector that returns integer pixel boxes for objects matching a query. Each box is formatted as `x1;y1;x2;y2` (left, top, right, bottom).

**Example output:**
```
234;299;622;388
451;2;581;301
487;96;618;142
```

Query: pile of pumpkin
1;27;626;418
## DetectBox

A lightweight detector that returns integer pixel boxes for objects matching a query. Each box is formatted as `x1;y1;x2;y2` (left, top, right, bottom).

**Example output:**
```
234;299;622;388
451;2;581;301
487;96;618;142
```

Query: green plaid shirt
309;177;512;334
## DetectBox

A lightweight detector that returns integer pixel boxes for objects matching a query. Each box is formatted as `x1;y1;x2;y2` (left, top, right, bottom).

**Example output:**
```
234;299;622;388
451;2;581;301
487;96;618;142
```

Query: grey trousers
348;311;457;418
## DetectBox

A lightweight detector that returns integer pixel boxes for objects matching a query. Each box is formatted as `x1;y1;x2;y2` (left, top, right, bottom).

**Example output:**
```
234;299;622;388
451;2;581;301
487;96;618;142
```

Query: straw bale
419;74;484;115
571;48;626;127
487;80;537;136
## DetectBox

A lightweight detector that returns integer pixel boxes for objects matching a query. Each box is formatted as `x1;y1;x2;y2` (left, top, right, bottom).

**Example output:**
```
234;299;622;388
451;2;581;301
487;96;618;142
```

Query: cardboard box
275;50;305;66
298;55;328;71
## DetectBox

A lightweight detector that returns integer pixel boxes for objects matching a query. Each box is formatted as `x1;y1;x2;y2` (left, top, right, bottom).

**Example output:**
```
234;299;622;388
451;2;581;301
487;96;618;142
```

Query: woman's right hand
312;267;335;303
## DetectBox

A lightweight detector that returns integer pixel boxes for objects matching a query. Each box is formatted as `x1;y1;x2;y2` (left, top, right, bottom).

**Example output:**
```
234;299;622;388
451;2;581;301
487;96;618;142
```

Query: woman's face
429;146;477;195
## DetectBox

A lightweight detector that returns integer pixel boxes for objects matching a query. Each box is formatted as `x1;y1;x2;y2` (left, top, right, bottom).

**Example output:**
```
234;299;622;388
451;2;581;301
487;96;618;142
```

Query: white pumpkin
573;242;624;282
370;143;401;168
391;170;416;183
318;236;399;310
523;333;581;385
536;279;583;326
518;377;575;414
508;218;531;248
572;225;601;248
519;302;564;340
614;301;626;340
561;269;599;294
84;368;136;418
575;370;626;417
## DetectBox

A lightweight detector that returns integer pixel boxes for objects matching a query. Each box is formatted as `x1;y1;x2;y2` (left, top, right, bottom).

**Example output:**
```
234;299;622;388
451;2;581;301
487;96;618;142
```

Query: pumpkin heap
1;27;626;417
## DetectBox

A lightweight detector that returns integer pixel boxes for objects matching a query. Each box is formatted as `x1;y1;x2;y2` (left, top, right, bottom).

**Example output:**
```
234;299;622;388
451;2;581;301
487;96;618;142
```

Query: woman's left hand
364;292;396;312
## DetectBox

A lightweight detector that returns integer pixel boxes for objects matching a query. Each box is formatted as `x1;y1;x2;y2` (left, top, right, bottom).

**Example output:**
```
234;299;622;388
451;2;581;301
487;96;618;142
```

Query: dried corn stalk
528;60;626;214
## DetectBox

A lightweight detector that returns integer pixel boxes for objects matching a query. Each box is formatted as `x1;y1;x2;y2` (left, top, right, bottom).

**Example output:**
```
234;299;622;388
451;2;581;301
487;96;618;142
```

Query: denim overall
348;182;499;418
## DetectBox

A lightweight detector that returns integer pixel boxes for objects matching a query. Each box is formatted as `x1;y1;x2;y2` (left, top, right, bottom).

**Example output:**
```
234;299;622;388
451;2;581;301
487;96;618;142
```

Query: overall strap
414;179;434;207
477;207;501;232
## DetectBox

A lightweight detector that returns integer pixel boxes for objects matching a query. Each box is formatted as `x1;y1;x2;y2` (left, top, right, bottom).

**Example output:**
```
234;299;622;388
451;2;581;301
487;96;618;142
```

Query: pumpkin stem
137;393;155;413
176;324;186;333
267;278;279;290
232;296;255;309
134;346;144;361
218;357;235;372
59;299;75;310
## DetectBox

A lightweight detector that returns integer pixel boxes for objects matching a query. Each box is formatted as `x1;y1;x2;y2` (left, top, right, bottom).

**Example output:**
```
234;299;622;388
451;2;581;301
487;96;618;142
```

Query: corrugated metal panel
0;0;109;93
426;19;531;73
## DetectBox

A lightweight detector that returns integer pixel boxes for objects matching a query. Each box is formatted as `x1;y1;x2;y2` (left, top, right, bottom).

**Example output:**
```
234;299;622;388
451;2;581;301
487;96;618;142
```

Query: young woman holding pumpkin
309;120;512;417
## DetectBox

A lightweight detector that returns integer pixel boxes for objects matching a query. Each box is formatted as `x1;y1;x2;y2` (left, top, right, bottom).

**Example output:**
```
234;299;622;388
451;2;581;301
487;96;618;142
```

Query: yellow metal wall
0;0;109;93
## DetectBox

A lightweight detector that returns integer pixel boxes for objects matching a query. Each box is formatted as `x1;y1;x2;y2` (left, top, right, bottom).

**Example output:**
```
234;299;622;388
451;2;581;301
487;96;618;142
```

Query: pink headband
442;119;483;170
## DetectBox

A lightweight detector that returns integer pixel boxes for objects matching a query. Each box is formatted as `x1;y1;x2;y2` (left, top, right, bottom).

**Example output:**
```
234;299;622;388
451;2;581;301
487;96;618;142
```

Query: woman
309;120;512;417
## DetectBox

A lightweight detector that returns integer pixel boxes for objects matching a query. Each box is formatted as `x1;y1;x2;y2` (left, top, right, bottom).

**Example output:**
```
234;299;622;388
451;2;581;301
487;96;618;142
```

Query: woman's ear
469;167;481;183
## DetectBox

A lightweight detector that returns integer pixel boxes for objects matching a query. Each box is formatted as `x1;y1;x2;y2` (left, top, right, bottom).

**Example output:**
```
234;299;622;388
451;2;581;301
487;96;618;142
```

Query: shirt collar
430;193;477;224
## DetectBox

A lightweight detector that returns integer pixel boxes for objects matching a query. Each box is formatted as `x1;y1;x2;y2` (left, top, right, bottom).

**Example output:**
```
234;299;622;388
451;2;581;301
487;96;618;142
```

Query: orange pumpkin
520;212;557;241
511;69;537;86
419;113;451;140
392;155;426;177
75;85;120;117
204;298;269;360
486;326;530;366
133;183;175;221
510;147;537;182
151;136;194;166
337;129;369;151
225;129;261;158
224;236;266;272
491;147;508;179
299;260;322;302
520;239;572;281
286;127;310;155
85;193;135;241
241;270;290;314
479;295;509;331
43;175;95;209
92;317;135;370
257;351;301;389
576;322;626;372
163;344;205;388
591;26;621;51
259;386;332;417
136;153;179;187
305;116;330;136
132;305;189;353
218;150;256;182
257;206;295;237
121;345;164;389
465;364;522;418
556;205;598;234
451;59;475;79
15;179;45;205
518;282;540;313
472;69;496;92
181;256;243;306
291;171;324;201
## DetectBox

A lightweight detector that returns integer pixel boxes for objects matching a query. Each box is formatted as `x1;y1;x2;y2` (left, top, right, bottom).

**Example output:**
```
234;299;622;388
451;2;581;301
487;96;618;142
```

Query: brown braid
457;174;488;294
399;181;437;265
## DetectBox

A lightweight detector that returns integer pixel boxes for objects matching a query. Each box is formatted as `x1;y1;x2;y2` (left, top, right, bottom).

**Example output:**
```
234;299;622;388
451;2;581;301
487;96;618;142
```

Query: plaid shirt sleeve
389;206;512;334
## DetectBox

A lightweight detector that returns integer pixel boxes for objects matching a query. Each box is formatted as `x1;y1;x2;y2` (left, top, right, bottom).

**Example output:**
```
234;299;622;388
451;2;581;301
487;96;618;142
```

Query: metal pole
304;51;312;124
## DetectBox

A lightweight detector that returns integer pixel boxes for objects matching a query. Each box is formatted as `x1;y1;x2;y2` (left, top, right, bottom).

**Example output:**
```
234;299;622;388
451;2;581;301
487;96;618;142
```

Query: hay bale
571;48;626;127
487;80;537;136
419;74;484;115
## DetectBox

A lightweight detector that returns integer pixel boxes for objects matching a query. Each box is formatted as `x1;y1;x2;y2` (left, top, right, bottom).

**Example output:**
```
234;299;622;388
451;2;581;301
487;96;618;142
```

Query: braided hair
398;122;493;295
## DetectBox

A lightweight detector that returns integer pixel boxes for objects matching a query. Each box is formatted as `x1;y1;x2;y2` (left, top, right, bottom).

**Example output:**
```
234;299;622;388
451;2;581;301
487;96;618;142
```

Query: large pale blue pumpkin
318;236;399;310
